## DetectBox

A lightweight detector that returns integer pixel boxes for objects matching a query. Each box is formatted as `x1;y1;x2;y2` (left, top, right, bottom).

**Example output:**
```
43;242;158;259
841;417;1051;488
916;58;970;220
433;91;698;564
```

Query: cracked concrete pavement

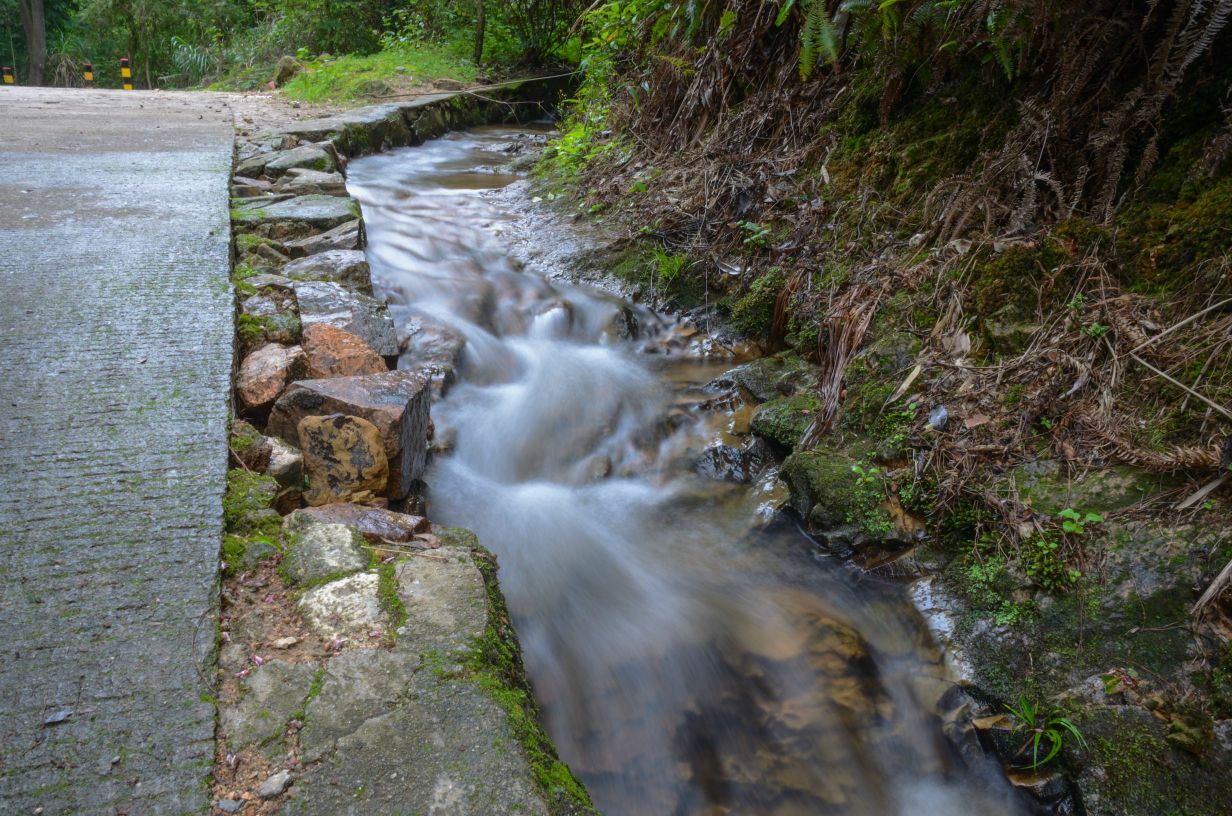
0;87;235;815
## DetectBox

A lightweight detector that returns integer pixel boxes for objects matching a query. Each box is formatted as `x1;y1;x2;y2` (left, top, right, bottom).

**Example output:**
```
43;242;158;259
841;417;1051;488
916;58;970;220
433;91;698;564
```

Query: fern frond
800;0;840;79
776;0;799;27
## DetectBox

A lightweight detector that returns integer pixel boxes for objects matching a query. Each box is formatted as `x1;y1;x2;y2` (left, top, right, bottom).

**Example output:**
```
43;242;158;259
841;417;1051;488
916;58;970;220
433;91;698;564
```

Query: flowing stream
347;126;1025;816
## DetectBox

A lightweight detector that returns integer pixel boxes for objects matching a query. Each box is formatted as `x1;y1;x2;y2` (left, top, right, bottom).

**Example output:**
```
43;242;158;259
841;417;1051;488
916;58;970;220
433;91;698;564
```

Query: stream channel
346;126;1026;816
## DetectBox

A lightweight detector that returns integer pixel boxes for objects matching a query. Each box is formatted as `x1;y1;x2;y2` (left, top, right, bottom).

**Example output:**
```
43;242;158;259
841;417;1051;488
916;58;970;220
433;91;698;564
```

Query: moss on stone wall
451;530;597;816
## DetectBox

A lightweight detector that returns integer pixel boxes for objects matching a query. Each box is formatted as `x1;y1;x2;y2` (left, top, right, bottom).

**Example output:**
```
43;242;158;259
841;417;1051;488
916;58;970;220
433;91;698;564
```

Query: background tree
16;0;45;83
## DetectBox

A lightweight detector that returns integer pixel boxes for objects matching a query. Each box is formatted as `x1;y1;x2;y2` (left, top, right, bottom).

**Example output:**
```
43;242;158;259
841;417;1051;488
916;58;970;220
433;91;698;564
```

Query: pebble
257;769;293;799
270;636;299;649
216;799;244;813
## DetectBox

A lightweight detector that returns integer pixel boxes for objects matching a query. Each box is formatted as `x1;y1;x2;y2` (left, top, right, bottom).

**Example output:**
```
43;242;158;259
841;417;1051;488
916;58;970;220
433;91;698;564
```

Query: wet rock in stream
397;315;466;398
694;437;776;484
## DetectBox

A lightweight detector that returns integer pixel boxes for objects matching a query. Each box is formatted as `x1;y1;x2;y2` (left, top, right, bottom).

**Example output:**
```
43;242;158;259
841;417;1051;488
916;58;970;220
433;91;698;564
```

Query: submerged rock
298;414;390;506
293;281;398;360
268;371;431;501
302;323;387;379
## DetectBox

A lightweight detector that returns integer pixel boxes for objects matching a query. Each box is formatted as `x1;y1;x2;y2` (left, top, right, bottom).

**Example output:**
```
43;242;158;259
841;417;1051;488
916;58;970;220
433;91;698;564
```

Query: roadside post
83;62;94;87
120;57;133;91
2;67;14;85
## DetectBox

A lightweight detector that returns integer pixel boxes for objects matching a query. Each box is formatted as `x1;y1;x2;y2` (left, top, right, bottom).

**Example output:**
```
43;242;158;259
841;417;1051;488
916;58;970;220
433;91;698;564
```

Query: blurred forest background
1;1;583;91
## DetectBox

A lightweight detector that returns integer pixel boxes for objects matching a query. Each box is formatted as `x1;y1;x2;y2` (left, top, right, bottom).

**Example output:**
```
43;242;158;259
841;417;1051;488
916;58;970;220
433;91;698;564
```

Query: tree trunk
473;0;486;65
17;0;46;85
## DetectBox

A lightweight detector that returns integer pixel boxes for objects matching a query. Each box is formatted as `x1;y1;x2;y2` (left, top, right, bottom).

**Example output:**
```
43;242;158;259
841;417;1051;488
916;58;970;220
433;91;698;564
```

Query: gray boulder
233;195;359;231
282;250;373;295
219;660;317;751
284;219;363;256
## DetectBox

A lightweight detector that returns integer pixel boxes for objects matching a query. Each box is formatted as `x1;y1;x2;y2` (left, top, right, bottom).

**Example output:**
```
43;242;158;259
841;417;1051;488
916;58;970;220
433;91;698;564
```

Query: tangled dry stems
571;0;1232;544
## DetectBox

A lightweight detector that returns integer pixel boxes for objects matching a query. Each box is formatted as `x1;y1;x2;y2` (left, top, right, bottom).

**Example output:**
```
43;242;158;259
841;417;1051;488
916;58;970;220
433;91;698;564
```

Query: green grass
280;46;479;104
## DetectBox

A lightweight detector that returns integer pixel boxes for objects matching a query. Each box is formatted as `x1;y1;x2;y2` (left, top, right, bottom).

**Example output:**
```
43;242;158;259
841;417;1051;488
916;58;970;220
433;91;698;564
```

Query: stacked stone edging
212;79;595;815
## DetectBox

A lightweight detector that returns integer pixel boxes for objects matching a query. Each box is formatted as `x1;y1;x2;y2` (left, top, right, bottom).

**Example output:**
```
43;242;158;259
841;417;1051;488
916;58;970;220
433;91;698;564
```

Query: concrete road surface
0;87;234;815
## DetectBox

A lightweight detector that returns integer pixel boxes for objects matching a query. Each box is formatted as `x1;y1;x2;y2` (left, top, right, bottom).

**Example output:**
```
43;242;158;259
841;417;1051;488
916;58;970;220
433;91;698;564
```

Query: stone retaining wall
212;79;596;816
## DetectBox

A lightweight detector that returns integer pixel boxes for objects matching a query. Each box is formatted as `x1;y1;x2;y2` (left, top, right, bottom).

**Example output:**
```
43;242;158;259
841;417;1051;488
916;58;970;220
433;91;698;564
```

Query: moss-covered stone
462;532;598;816
1117;172;1232;296
1074;705;1232;816
728;267;785;338
1005;459;1183;516
222;532;280;576
779;449;859;527
750;393;822;449
970;241;1070;334
720;353;816;403
223;468;280;536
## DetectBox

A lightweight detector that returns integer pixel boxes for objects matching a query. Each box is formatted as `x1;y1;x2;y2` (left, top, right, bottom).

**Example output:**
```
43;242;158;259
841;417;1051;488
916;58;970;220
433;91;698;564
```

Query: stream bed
346;126;1026;816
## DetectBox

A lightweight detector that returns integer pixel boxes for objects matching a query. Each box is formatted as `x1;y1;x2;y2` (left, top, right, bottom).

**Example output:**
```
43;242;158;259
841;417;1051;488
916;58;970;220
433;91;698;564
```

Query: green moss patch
457;531;597;816
727;267;785;338
750;393;822;450
223;468;280;536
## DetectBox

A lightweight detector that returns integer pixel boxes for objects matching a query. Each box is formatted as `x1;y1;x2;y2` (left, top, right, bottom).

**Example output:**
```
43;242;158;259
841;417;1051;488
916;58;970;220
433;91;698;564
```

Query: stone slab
288;544;550;816
233;194;359;230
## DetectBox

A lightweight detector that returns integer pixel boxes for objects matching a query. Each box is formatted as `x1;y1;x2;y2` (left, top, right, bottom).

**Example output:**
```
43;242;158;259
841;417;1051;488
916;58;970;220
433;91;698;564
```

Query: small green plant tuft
737;220;772;247
1005;696;1087;768
1059;507;1104;535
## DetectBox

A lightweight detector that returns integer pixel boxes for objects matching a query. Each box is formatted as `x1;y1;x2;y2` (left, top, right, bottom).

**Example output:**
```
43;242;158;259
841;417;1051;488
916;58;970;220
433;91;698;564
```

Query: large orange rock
302;324;387;380
236;343;306;412
298;414;389;506
267;371;430;500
